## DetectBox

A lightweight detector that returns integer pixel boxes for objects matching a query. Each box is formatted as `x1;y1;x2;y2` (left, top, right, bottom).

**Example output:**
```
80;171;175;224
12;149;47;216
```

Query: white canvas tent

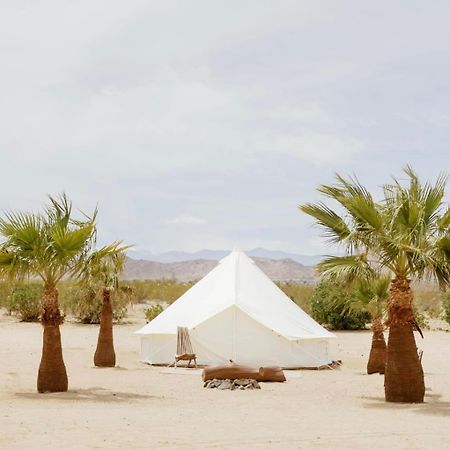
136;249;334;368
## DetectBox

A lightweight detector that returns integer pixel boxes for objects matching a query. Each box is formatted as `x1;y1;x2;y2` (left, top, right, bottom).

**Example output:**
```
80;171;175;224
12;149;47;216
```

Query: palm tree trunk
384;276;424;402
37;285;68;393
94;288;116;367
367;318;386;374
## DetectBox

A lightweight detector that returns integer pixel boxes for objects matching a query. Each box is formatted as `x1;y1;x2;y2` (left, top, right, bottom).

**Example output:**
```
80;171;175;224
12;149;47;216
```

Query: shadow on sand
361;390;450;417
15;387;160;403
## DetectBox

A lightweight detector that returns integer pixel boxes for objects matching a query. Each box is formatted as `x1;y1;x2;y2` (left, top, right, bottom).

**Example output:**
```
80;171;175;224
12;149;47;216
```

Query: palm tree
0;194;96;392
342;277;390;374
300;167;450;402
80;243;130;367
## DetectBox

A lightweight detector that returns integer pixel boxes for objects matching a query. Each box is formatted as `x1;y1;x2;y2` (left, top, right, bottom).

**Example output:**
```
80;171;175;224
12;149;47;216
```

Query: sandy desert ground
1;310;450;450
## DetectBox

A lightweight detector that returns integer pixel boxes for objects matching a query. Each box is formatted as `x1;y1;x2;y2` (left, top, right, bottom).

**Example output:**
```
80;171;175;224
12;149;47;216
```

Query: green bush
310;280;370;330
61;286;129;324
0;281;12;309
6;283;42;322
414;287;442;319
442;292;450;325
277;282;314;313
413;305;429;330
124;279;194;304
144;304;164;322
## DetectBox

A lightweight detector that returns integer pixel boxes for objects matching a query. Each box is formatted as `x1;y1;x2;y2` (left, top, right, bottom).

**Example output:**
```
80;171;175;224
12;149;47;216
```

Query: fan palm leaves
343;276;390;374
300;167;450;402
80;242;129;290
80;242;131;367
0;193;97;392
342;276;390;321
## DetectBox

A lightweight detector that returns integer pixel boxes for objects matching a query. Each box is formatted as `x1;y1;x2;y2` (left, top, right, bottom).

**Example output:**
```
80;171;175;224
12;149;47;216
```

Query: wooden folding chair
418;348;423;363
174;326;197;368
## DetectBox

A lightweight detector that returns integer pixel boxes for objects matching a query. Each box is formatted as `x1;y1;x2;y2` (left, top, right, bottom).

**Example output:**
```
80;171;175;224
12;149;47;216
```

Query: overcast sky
1;1;450;257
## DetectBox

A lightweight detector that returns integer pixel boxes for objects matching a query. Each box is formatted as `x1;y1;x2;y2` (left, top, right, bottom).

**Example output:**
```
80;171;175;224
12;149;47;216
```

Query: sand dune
1;311;449;449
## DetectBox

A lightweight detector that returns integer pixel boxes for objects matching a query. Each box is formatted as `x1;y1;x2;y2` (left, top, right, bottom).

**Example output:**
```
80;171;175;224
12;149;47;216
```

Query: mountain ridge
127;248;324;266
122;255;316;284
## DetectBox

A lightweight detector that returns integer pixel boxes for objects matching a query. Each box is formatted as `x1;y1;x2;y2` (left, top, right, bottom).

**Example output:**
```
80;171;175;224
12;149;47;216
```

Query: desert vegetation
79;242;130;367
3;283;43;322
144;303;164;322
0;178;448;402
124;279;194;304
1;278;448;326
309;280;371;330
59;283;131;324
0;194;131;391
300;167;450;403
0;194;97;392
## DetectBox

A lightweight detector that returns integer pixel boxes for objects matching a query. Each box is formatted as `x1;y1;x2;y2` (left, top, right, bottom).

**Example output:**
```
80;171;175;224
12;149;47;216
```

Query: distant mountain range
127;248;324;266
122;255;317;284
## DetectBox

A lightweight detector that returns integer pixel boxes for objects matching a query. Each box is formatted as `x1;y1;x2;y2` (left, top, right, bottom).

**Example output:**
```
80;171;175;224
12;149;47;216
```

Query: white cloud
273;132;365;164
0;1;361;179
1;1;450;256
165;215;207;226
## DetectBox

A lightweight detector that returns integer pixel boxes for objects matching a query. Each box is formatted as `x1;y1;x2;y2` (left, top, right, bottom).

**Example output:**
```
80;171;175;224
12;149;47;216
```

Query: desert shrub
413;306;429;330
109;289;131;323
144;304;164;322
310;280;370;330
124;279;194;304
119;285;136;304
126;281;150;303
61;286;129;324
59;285;83;316
6;283;42;322
442;292;450;325
414;287;442;319
277;282;314;313
0;281;12;309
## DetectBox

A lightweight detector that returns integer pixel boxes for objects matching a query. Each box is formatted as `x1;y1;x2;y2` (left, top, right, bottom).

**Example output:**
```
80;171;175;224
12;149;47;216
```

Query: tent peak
219;247;255;265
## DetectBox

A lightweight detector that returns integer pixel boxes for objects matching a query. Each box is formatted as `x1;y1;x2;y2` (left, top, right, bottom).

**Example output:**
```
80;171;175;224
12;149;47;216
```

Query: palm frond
50;224;95;258
319;175;383;231
339;275;390;319
317;255;376;283
299;202;350;243
0;193;97;285
78;241;132;291
302;167;450;289
438;208;450;232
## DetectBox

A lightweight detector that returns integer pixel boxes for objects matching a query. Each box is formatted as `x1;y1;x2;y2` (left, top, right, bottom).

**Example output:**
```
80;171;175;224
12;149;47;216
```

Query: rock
204;379;221;388
217;379;232;390
203;377;261;390
234;378;252;386
210;379;221;388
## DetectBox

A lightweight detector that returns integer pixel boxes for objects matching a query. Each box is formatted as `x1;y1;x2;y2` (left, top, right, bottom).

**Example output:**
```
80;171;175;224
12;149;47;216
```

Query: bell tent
136;249;334;368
